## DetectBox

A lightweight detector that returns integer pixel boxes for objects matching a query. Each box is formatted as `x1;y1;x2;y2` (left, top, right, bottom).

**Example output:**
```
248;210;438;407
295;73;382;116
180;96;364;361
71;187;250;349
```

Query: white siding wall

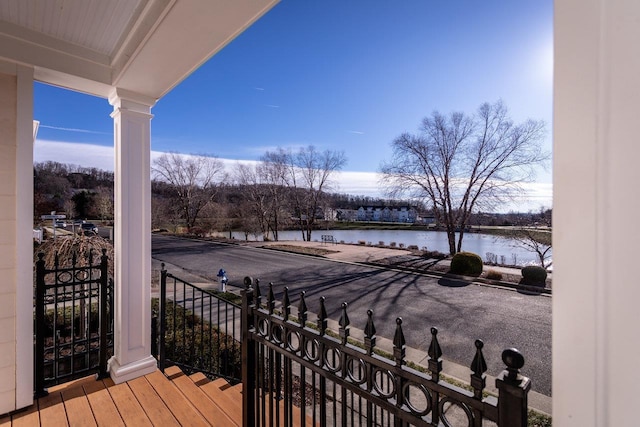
0;63;34;415
554;1;640;425
0;70;18;415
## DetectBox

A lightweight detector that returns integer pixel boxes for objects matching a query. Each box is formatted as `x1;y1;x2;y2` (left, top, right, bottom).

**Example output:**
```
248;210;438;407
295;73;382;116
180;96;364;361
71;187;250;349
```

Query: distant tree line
33;146;356;241
34;161;114;221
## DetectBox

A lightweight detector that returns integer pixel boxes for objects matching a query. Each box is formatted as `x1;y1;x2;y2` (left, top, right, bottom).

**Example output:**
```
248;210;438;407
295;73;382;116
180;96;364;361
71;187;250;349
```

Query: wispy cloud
254;87;265;91
241;143;308;156
265;104;280;108
39;124;111;135
33;140;553;211
348;130;364;135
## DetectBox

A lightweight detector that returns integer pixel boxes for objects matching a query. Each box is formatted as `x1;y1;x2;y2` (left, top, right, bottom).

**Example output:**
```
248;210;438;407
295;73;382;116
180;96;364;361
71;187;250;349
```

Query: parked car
79;223;98;234
54;221;67;228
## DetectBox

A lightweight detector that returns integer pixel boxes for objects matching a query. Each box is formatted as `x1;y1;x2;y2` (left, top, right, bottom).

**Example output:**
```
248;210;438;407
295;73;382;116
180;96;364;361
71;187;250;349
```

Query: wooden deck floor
0;367;240;427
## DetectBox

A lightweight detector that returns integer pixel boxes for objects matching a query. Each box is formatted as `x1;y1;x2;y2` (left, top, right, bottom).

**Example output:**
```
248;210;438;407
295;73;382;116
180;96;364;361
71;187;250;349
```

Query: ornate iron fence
154;265;242;382
34;250;113;397
241;278;531;427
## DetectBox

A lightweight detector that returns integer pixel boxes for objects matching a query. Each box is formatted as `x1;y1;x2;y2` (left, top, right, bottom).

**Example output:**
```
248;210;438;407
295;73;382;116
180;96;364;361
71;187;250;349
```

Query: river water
230;229;551;266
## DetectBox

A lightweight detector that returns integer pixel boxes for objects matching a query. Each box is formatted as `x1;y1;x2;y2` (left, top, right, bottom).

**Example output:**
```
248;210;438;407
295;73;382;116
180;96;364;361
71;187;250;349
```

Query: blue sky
34;0;553;209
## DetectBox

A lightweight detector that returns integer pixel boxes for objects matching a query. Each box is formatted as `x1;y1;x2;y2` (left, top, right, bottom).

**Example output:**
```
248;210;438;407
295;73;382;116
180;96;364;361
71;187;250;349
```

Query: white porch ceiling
0;0;279;99
0;0;143;56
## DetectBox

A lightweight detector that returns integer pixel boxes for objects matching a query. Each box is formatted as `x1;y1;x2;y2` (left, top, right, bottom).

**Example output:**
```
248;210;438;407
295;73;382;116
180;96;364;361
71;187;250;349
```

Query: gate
34;250;113;396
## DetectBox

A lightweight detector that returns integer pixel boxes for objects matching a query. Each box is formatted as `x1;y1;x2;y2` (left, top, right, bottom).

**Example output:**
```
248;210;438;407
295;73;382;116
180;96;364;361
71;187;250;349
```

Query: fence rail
155;265;242;382
242;278;531;427
34;250;113;397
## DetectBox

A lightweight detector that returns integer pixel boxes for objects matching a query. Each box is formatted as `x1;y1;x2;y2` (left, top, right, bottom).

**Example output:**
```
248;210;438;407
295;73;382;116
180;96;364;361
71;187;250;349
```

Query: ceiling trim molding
33;67;113;98
110;0;174;80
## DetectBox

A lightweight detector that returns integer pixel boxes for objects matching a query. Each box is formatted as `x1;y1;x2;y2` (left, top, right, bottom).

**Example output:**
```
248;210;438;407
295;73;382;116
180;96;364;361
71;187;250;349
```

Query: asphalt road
152;234;552;396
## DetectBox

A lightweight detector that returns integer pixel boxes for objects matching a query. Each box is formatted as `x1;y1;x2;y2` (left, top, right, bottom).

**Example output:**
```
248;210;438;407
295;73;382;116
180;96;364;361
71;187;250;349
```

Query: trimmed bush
485;270;503;281
450;252;483;276
521;265;547;287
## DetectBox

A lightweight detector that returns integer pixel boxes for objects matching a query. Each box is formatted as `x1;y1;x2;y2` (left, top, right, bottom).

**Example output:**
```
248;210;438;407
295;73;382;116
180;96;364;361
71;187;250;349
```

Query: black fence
242;279;531;427
34;250;113;397
154;265;242;382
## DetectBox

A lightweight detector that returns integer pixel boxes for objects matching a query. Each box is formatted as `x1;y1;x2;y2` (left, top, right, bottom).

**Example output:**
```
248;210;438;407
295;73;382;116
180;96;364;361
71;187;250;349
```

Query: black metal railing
242;279;531;427
34;250;113;397
154;264;242;382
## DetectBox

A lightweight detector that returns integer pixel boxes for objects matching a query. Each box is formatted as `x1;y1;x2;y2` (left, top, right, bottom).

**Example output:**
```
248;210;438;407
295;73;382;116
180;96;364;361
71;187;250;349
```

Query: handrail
155;265;242;383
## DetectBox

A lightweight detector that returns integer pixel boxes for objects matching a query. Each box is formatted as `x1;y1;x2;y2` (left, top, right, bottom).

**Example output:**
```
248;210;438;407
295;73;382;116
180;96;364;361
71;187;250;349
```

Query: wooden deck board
1;368;247;426
200;378;243;424
104;379;153;427
37;391;69;427
144;370;210;427
82;379;124;427
165;367;237;427
126;376;180;427
60;379;97;427
10;402;40;427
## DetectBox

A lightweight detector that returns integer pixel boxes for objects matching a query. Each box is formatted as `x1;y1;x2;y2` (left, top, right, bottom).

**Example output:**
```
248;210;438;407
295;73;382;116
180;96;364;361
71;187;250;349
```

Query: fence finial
393;317;406;365
318;297;327;335
298;291;307;325
470;339;488;399
253;279;261;305
365;309;376;355
268;283;275;314
283;287;291;320
502;348;525;384
339;302;350;344
428;327;443;379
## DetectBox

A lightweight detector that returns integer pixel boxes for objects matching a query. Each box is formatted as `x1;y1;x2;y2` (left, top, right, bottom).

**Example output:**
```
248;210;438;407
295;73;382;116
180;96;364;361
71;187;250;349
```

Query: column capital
108;88;157;113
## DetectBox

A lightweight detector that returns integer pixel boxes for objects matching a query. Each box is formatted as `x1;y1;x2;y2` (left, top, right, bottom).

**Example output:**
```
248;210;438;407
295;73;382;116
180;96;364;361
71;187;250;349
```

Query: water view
230;229;551;267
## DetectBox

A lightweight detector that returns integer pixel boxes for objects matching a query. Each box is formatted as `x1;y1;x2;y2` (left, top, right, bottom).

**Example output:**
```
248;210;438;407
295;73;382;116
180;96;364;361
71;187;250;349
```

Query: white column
554;1;640;425
108;88;157;383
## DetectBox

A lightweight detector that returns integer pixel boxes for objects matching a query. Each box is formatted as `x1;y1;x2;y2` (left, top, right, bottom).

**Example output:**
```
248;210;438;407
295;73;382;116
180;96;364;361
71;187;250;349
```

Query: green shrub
450;252;483;276
486;270;503;281
521;265;547;286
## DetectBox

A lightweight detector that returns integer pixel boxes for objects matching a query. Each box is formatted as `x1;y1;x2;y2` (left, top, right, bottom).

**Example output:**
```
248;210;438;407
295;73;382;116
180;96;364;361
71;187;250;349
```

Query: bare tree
264;146;346;241
63;199;76;220
152;153;225;232
381;101;548;255
512;228;552;268
94;186;113;222
234;163;272;239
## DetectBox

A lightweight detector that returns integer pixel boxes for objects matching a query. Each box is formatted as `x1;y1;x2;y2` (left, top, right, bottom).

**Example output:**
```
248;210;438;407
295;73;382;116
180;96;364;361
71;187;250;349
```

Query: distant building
355;206;418;223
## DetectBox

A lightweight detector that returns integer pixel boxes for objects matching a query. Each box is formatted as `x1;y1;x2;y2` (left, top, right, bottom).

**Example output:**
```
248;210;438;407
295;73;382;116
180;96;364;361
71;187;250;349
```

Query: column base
108;355;157;384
